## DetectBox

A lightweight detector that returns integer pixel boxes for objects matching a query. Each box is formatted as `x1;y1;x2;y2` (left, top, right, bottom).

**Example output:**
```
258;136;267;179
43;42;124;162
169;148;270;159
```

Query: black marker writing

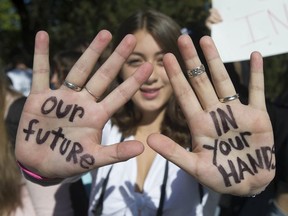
23;119;39;141
210;105;238;136
50;127;65;150
36;128;50;144
203;132;252;166
23;118;95;169
41;96;84;122
204;105;275;187
60;139;71;154
215;146;275;187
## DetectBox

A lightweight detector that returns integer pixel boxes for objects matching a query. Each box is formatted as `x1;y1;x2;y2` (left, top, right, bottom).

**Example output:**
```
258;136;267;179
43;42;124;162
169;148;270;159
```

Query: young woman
15;9;274;216
87;10;219;215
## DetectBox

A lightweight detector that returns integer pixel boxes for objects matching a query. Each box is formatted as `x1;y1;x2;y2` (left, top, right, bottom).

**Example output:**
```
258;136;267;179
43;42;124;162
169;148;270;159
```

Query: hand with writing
15;30;152;179
147;35;275;196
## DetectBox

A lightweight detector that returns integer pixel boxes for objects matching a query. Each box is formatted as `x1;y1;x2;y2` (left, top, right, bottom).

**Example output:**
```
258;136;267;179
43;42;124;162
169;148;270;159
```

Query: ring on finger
219;93;239;103
84;86;100;101
187;64;206;77
63;80;82;92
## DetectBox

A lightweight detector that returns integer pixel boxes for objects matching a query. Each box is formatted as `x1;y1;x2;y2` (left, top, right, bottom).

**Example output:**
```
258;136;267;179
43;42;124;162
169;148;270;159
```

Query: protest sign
212;0;288;62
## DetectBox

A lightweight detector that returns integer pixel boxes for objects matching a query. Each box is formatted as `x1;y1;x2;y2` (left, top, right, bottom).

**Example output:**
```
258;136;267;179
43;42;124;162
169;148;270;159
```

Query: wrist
17;161;63;186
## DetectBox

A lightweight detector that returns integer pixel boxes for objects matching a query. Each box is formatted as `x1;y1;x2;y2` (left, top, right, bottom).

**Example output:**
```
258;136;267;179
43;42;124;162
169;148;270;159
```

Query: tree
0;0;287;100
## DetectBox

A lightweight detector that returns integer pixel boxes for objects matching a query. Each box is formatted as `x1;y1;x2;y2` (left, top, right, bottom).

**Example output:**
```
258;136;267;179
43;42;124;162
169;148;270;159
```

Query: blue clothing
7;68;32;96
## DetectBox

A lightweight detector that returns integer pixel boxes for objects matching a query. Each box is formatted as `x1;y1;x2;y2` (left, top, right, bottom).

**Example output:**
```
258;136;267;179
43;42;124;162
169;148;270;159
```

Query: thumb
147;133;198;174
94;141;144;167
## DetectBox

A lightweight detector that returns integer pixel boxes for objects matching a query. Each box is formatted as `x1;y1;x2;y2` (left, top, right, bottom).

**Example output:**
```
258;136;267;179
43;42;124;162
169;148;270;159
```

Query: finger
32;31;50;93
212;9;223;21
100;62;153;117
163;53;203;119
248;52;266;110
200;36;238;101
147;133;197;175
178;34;218;109
94;141;144;167
62;30;112;91
208;8;223;24
209;14;221;23
84;34;137;100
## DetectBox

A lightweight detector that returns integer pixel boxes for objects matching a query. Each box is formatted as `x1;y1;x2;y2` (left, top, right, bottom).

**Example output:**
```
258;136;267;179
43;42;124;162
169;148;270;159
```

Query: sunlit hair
111;9;190;147
0;72;22;215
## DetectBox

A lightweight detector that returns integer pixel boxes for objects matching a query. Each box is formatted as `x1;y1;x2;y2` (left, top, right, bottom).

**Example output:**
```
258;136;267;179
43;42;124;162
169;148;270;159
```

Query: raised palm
15;30;153;178
16;31;274;196
148;35;275;196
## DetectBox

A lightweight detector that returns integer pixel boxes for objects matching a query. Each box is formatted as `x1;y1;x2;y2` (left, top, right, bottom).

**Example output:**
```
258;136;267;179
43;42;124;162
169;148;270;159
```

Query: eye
126;58;144;67
156;56;164;67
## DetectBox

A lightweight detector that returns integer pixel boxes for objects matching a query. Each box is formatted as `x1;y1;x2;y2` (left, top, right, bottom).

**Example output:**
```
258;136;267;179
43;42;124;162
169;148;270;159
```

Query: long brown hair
0;72;22;215
51;50;83;86
111;9;190;147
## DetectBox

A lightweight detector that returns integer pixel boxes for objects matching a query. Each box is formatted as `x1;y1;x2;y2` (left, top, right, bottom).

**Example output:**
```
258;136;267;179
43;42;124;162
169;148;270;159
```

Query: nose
145;63;159;84
145;70;158;85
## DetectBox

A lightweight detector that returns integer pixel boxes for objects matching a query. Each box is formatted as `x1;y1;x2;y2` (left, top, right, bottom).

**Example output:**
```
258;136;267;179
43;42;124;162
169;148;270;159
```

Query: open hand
148;35;275;196
15;30;152;179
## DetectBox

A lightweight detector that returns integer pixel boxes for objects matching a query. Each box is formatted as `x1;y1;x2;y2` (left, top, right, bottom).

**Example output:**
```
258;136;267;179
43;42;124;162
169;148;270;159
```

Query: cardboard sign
212;0;288;62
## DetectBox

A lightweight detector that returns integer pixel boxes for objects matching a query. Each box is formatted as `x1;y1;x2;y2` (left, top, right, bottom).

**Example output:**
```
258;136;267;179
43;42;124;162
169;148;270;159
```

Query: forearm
25;179;74;216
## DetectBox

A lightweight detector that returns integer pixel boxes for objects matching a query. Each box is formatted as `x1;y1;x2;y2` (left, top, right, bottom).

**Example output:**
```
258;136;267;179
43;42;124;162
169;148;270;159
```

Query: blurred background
0;0;287;100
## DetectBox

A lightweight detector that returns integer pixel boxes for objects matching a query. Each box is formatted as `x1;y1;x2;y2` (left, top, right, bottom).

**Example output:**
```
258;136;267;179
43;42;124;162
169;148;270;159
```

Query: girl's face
120;30;173;114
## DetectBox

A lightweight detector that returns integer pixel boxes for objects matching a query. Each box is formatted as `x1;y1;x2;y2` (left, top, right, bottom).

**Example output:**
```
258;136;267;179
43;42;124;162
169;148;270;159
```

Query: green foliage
43;0;209;51
0;0;287;100
0;0;20;31
263;54;288;99
0;0;21;69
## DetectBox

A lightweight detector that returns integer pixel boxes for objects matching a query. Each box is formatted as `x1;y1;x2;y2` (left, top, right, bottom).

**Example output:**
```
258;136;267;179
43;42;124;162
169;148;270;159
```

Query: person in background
15;9;275;216
50;50;83;89
205;7;288;216
0;70;35;216
6;50;33;97
204;7;250;87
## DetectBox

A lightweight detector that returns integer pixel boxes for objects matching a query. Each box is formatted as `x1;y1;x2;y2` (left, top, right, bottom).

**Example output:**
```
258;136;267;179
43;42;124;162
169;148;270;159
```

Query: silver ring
63;80;82;92
187;64;206;77
84;86;99;101
219;93;239;103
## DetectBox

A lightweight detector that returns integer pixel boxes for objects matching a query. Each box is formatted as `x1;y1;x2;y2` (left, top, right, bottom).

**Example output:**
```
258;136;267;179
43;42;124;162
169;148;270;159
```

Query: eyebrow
130;51;164;57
